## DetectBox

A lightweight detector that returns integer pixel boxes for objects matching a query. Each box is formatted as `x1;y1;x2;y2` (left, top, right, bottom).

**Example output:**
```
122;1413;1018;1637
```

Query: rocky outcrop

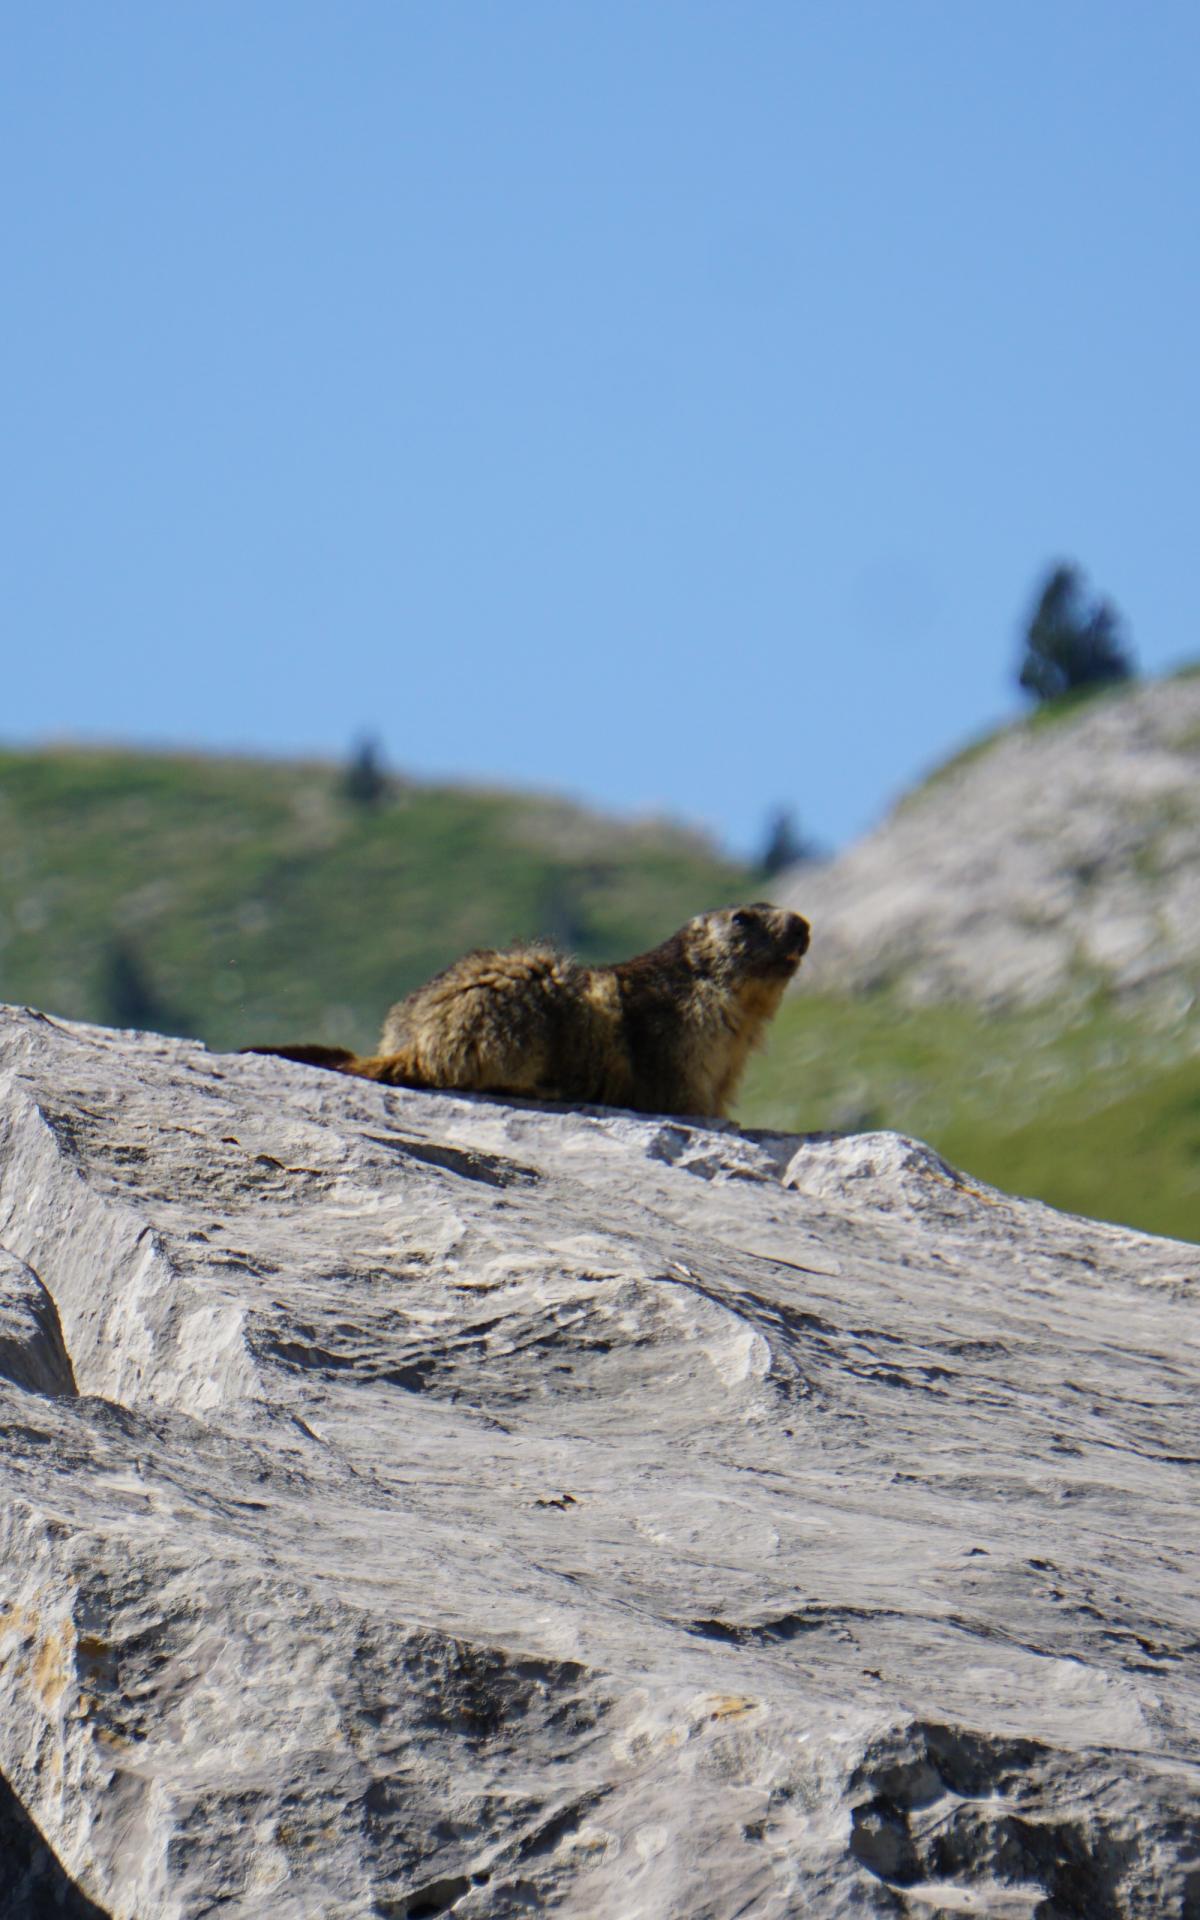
0;1006;1196;1918
781;673;1200;1009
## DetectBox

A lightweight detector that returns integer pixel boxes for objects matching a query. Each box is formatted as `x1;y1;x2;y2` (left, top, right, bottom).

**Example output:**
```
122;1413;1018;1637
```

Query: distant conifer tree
101;939;180;1034
759;808;815;876
537;875;588;951
1018;565;1135;704
343;735;390;808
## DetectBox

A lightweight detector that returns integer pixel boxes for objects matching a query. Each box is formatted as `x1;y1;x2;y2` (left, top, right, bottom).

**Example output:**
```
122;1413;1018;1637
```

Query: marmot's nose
784;913;811;955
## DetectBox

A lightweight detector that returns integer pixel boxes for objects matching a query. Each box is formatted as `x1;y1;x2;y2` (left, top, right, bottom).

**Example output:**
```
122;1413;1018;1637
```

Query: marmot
246;903;810;1120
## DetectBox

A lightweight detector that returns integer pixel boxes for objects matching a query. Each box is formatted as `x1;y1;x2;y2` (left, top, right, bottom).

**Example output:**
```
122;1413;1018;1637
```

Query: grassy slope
738;991;1200;1244
0;747;750;1055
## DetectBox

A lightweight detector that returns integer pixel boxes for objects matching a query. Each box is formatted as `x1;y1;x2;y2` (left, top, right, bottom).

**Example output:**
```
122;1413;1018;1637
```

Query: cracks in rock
382;1788;609;1920
362;1133;541;1191
255;1283;684;1407
687;1602;904;1649
847;1719;1200;1918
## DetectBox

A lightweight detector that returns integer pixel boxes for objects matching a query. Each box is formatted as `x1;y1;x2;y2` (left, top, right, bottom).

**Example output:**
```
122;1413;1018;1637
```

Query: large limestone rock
0;1006;1196;1918
781;674;1200;1009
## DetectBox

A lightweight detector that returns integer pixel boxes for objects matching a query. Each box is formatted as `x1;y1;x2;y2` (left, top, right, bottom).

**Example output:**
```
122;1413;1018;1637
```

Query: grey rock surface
0;1006;1197;1918
781;674;1200;1009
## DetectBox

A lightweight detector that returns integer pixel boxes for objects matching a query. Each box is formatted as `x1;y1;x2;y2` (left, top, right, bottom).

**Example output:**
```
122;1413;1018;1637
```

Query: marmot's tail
241;1043;428;1087
242;1043;361;1071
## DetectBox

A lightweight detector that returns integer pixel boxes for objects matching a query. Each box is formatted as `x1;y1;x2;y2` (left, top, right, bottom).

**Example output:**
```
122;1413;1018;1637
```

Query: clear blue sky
4;3;1197;855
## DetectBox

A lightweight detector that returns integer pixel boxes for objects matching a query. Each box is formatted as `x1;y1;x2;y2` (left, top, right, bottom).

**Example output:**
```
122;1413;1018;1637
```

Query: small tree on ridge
1018;564;1134;704
758;808;817;877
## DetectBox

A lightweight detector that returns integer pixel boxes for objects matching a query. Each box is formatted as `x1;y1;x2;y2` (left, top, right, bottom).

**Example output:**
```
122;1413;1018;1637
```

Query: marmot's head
684;903;811;984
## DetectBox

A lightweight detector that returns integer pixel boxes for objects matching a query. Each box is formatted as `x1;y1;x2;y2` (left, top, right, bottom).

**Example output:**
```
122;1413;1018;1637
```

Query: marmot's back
378;945;628;1105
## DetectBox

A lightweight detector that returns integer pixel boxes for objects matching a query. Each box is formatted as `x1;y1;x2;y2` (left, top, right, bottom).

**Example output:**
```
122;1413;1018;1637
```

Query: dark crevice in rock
0;1247;79;1398
363;1134;540;1190
388;1874;472;1918
688;1604;903;1647
512;1789;608;1861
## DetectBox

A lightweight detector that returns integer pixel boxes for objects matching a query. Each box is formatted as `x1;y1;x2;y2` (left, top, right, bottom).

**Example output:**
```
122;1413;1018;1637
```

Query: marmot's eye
731;909;755;929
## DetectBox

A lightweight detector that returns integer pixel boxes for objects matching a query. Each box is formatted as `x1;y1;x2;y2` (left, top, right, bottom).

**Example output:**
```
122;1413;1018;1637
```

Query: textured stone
781;675;1200;1009
0;1007;1196;1917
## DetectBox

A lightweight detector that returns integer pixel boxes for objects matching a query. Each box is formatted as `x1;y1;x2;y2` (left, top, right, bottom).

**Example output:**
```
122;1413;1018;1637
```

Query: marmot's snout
779;910;811;959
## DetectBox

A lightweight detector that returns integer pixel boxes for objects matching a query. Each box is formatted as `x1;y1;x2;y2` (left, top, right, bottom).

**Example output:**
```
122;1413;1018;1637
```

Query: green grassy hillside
737;990;1200;1244
0;747;750;1055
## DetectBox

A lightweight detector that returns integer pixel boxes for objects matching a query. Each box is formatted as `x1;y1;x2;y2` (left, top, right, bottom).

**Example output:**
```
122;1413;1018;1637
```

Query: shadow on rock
0;1771;111;1919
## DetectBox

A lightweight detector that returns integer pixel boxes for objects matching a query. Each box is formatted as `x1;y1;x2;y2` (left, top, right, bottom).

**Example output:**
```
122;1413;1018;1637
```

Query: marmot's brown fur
247;903;810;1120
